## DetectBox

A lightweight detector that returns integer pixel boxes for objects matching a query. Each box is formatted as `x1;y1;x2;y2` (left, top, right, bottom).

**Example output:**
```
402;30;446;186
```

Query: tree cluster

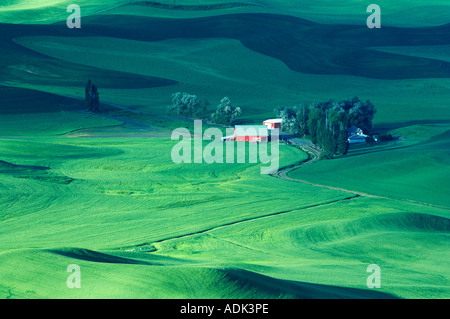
169;92;209;118
275;97;376;158
85;80;100;113
169;92;242;126
378;133;394;142
210;97;242;126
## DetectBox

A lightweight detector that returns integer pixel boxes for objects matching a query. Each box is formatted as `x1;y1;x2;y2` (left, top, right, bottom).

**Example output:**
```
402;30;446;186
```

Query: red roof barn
234;125;268;143
263;119;282;130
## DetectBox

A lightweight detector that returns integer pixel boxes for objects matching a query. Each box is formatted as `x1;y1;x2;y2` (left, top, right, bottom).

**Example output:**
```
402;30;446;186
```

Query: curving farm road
274;140;386;199
274;139;450;212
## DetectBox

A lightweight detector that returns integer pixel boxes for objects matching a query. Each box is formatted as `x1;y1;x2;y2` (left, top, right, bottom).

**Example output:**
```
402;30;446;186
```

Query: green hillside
2;0;450;26
1;134;448;298
4;14;450;125
288;124;450;208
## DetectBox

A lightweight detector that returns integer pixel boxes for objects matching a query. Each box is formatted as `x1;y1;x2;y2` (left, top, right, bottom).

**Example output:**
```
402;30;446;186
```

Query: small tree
211;97;242;126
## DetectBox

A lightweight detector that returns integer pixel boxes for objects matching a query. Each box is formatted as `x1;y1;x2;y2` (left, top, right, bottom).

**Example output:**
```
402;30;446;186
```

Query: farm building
222;135;236;142
263;119;282;130
221;120;280;142
234;125;269;142
347;125;368;144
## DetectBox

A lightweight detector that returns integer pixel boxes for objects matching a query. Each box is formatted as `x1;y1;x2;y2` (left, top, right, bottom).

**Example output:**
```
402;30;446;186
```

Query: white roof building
347;126;368;144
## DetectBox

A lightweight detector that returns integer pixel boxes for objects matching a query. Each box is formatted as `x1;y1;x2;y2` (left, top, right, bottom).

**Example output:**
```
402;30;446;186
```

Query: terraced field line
140;195;359;249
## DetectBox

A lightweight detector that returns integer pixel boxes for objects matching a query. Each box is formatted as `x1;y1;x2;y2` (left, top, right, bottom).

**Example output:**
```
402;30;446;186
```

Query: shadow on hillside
221;268;399;299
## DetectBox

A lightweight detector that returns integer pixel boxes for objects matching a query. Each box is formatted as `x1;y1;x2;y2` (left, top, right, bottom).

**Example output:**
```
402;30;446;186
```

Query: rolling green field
289;124;450;208
0;0;449;299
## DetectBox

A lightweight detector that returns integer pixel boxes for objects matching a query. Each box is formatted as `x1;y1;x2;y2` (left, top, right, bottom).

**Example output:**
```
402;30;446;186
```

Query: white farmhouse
347;126;368;144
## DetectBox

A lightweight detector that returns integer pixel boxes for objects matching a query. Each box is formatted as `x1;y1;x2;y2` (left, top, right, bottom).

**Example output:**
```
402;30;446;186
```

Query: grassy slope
0;0;130;24
2;0;450;26
154;197;450;299
0;249;400;299
0;137;355;298
0;138;325;251
0;85;123;136
1;136;447;298
10;18;450;125
289;124;450;208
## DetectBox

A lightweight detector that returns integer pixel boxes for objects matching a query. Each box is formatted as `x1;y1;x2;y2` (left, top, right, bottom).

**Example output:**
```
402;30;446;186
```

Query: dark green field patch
3;57;178;90
47;248;155;265
0;85;82;114
122;1;256;11
0;22;178;91
0;159;48;172
2;13;450;81
0;159;73;184
57;13;450;80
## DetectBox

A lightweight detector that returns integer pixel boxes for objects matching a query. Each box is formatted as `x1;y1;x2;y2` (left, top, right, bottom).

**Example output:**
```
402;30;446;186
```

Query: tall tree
274;106;298;134
307;106;323;145
211;97;242;126
85;79;92;110
91;85;100;113
169;92;203;118
336;123;349;156
296;104;309;136
84;80;100;112
275;96;375;159
345;97;376;133
85;80;100;112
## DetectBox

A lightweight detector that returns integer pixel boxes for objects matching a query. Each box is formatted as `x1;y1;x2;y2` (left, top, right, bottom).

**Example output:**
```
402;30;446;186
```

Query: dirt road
273;140;385;198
